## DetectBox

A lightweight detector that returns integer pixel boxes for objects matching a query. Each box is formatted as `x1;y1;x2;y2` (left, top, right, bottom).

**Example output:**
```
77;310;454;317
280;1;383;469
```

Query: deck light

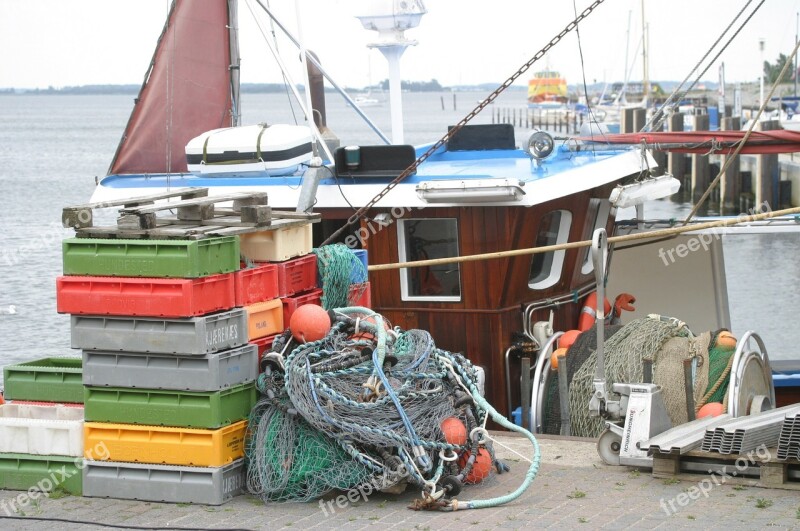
526;131;555;160
416;179;525;203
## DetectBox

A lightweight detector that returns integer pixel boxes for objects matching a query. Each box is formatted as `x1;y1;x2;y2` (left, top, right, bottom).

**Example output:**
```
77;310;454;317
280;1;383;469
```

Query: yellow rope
368;205;800;272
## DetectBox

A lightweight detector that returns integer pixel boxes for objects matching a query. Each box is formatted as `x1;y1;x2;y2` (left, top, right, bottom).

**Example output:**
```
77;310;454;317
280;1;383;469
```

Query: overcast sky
2;0;799;90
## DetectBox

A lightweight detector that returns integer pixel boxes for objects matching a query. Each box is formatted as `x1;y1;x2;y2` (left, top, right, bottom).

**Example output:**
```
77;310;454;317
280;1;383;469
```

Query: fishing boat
526;69;569;111
85;0;800;471
88;0;663;415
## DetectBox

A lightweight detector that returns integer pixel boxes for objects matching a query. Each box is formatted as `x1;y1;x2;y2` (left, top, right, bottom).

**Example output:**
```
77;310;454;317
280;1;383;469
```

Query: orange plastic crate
245;299;284;340
83;420;247;467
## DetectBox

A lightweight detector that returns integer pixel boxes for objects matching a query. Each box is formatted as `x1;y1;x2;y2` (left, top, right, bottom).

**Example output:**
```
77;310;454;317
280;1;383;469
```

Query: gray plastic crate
71;308;247;355
82;459;245;505
82;344;257;391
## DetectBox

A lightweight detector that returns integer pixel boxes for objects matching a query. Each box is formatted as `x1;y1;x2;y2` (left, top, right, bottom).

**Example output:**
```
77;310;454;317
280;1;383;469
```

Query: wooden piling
633;108;646;132
621;108;635;134
755;120;779;208
691;114;711;202
720;117;741;212
667;113;686;184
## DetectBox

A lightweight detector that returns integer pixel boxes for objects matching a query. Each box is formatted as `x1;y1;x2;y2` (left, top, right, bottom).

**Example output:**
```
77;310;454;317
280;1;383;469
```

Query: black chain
320;0;607;246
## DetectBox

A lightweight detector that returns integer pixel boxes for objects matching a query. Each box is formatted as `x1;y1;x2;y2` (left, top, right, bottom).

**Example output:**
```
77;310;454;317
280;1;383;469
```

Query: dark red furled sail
580;130;800;154
108;0;239;175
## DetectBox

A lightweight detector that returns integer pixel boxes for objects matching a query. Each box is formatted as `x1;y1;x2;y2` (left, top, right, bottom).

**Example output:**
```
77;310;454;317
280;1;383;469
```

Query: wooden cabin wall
359;183;619;414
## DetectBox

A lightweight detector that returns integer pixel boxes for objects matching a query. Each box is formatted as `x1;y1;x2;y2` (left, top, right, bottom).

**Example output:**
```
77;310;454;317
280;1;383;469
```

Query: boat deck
2;433;799;529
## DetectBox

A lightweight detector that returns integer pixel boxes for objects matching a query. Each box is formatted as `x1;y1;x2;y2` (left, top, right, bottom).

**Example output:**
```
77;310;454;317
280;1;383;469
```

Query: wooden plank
75;217;314;240
652;454;681;476
215;207;320;220
119;193;253;215
67;188;207;210
651;449;800;491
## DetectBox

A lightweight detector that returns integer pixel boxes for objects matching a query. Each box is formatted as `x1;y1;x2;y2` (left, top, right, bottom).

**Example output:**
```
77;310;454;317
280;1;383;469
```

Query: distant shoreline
0;83;528;95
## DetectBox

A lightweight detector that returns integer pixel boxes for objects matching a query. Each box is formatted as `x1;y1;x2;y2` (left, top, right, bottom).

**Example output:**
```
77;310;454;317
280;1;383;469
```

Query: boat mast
641;0;649;107
228;0;241;126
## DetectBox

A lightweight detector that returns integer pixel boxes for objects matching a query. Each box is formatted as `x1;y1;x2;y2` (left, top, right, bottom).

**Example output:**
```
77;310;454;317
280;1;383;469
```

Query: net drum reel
727;331;775;418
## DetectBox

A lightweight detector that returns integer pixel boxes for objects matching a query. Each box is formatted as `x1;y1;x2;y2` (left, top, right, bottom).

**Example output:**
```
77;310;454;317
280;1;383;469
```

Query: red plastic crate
251;334;279;364
276;254;318;297
235;262;279;306
348;282;371;308
56;274;235;318
282;288;323;326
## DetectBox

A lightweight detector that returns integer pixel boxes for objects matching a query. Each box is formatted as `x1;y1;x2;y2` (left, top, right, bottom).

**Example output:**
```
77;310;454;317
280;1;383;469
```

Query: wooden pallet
652;448;800;491
62;188;320;240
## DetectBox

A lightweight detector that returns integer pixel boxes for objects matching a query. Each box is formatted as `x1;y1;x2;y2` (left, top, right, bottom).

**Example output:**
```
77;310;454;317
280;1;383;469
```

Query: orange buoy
577;293;611;331
0;393;4;405
550;347;568;370
716;331;737;350
440;417;467;446
289;304;331;343
459;448;492;484
350;315;390;341
558;330;581;351
697;402;725;418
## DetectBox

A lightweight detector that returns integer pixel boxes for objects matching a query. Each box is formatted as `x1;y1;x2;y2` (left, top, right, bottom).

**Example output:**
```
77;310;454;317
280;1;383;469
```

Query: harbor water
0;91;796;386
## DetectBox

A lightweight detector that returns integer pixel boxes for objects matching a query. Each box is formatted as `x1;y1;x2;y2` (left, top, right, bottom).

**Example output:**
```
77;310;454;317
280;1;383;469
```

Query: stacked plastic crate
57;236;256;505
238;218;321;361
0;358;85;495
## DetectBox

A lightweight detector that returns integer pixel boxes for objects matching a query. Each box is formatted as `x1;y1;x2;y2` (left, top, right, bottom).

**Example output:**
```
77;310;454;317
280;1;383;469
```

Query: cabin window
581;199;612;275
528;210;572;290
397;218;462;301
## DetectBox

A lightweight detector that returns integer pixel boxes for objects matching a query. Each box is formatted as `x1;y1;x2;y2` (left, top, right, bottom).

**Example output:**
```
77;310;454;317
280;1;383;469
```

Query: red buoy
289;304;331;343
440;417;467;446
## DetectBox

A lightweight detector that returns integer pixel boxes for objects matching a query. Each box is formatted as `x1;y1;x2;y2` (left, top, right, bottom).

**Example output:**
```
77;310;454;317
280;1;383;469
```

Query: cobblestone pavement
1;434;799;530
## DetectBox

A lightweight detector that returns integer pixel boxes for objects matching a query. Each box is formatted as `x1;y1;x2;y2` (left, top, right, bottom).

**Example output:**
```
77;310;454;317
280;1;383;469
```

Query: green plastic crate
62;237;240;278
3;357;84;403
0;453;83;495
83;383;256;428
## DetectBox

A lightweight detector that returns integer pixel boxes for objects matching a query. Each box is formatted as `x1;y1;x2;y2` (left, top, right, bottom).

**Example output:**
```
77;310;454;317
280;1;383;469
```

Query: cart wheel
597;428;622;466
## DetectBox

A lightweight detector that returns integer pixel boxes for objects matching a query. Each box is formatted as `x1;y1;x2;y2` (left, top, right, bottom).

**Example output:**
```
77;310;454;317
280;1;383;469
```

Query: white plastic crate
0;403;84;457
239;223;313;262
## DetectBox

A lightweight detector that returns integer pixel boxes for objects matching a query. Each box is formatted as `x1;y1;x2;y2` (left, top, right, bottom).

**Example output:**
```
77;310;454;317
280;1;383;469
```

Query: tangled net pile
246;307;541;511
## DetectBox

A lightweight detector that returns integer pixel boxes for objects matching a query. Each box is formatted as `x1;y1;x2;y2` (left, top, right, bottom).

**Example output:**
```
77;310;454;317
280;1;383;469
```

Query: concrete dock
1;433;799;530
